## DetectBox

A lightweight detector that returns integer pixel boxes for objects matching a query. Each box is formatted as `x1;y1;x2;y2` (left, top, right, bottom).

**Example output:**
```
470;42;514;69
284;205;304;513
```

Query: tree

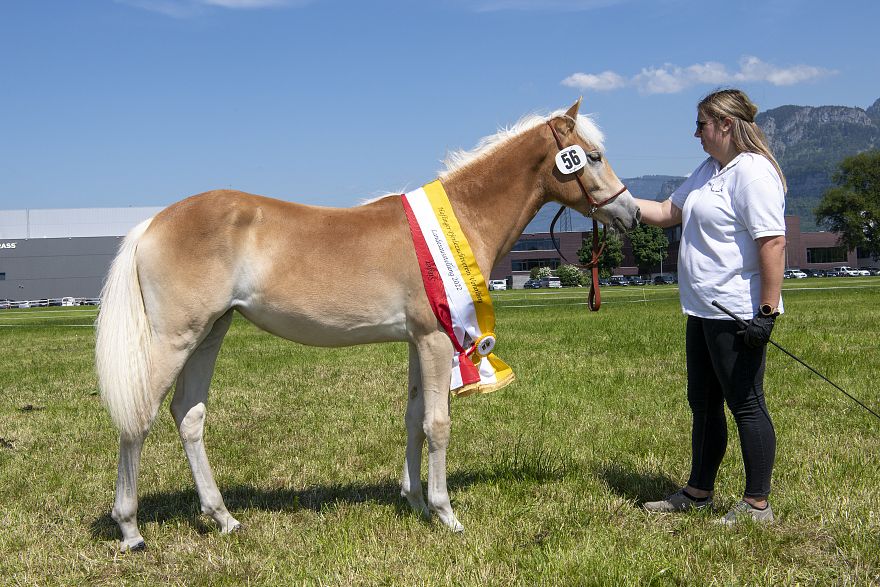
815;150;880;261
578;230;622;278
554;264;583;287
529;266;553;280
628;223;669;274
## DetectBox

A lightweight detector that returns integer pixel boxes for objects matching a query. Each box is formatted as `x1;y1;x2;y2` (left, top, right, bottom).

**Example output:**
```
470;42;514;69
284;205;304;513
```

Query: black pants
686;315;776;498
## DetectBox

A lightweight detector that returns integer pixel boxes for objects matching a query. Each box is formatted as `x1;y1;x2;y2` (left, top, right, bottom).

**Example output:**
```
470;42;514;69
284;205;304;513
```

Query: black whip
712;300;880;422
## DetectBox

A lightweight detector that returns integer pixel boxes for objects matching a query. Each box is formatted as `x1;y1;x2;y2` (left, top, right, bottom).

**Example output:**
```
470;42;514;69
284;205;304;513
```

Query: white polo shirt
670;152;786;320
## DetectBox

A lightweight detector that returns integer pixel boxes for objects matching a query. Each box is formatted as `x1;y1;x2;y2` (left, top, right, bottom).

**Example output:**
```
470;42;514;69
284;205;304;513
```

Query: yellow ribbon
422;181;515;397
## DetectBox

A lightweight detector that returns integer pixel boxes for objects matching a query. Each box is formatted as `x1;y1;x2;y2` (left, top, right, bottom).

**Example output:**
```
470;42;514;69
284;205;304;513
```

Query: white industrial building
0;207;162;301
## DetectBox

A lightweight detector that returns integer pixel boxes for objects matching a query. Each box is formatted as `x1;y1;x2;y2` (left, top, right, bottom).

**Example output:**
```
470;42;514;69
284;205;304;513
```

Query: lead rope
550;208;605;311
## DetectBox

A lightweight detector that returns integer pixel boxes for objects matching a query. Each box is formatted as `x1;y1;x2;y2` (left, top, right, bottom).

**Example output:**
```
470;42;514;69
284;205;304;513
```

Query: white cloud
734;55;829;86
684;61;731;85
632;65;689;94
562;56;836;94
561;71;626;92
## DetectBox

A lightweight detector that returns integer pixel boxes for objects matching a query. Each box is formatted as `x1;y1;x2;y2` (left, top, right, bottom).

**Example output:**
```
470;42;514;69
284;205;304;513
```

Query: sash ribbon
402;180;515;397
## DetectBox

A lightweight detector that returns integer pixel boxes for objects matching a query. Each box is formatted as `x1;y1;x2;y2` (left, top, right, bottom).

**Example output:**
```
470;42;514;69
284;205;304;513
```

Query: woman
637;88;786;524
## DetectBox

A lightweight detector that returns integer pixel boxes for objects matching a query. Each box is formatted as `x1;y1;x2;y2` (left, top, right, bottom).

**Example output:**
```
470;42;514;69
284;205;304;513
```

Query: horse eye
588;151;602;162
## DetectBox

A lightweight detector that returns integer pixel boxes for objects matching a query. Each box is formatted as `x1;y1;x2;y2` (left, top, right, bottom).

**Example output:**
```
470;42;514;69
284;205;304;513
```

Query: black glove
738;312;777;349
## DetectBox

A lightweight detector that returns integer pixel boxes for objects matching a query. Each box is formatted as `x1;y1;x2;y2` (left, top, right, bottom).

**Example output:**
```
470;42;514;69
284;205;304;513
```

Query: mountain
758;98;880;231
623;175;687;202
525;98;880;234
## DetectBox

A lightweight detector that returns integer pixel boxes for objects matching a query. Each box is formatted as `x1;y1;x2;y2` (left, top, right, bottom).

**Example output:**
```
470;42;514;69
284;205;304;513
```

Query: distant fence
0;297;100;310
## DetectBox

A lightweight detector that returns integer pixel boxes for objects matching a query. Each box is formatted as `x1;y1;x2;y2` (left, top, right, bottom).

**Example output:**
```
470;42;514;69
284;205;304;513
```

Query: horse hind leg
112;435;148;551
401;343;429;519
111;337;200;551
169;310;241;534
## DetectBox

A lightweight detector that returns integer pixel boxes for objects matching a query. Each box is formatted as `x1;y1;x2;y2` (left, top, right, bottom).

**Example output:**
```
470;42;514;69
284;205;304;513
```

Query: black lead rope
549;205;570;263
712;300;880;422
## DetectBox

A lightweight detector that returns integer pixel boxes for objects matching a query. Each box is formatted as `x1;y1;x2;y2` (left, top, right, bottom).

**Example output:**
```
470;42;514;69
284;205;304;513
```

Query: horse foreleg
401;343;429;518
169;310;241;534
417;332;463;532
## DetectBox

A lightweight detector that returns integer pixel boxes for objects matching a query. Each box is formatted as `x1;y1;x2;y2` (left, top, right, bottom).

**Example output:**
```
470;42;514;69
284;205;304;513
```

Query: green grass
1;279;879;586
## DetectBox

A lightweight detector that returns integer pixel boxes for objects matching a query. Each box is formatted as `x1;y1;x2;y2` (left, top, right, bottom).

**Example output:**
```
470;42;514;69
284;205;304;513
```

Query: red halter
546;121;627;311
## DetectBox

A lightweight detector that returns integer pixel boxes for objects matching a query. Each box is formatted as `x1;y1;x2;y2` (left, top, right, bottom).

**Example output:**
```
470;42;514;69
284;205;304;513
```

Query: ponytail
699;89;787;193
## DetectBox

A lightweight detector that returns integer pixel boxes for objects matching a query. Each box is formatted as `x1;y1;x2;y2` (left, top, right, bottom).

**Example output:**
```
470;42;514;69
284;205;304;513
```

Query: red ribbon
401;194;480;387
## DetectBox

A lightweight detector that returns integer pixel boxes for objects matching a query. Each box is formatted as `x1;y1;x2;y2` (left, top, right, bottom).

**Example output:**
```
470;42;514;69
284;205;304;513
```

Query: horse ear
552;98;582;135
564;97;582;121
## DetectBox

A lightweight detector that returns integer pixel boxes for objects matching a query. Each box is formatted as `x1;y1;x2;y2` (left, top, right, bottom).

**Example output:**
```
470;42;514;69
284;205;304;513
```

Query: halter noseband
546;120;628;311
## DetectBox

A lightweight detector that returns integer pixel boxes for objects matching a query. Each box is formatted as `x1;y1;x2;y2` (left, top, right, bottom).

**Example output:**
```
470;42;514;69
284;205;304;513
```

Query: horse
95;99;641;551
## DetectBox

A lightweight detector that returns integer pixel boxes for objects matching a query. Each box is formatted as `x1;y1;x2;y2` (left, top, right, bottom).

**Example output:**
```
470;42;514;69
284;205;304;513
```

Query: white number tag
555;145;587;174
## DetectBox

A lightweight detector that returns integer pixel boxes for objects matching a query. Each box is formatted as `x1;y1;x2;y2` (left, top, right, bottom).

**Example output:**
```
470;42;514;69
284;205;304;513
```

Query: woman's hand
633;198;682;228
738;312;778;348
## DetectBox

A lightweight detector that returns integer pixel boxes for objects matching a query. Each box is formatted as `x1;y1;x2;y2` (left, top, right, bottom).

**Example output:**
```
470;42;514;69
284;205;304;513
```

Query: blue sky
2;0;877;210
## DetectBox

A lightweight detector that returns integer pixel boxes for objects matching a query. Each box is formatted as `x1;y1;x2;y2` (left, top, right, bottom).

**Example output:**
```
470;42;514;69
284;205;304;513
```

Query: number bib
554;145;587;174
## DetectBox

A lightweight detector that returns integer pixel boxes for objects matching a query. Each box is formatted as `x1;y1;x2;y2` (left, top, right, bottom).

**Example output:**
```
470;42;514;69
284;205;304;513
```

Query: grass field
1;279;879;586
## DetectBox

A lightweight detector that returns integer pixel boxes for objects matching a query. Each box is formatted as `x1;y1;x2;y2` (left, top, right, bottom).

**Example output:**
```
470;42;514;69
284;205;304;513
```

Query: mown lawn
1;279;878;586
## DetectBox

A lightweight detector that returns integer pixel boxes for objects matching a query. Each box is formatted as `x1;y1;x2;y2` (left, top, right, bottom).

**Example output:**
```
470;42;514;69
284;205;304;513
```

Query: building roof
0;207;163;239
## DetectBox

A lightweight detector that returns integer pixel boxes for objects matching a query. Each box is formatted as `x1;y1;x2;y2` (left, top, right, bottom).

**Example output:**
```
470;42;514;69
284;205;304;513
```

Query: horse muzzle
597;191;640;233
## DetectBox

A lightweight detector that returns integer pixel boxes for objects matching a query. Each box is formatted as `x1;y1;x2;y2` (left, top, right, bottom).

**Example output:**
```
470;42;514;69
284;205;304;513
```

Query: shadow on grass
594;461;680;506
89;465;563;541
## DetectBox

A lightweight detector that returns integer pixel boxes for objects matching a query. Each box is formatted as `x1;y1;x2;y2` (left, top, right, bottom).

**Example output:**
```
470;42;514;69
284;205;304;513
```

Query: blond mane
439;109;605;179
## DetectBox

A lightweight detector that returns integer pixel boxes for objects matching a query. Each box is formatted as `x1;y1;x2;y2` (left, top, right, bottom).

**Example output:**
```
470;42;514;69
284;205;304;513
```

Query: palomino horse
95;100;641;551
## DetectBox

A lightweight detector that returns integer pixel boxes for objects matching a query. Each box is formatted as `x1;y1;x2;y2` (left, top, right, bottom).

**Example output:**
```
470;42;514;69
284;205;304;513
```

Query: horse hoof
120;538;146;552
438;514;464;533
221;520;243;534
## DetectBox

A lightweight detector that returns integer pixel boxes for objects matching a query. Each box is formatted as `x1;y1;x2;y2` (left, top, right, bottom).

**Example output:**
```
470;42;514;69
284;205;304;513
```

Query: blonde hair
699;88;787;193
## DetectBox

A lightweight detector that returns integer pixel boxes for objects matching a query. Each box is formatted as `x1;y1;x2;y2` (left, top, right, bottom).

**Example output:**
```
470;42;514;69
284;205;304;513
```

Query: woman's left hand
738;312;777;348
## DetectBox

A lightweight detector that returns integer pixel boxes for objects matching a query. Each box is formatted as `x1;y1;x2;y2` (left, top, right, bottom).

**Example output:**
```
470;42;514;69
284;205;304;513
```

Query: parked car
608;275;628;286
627;276;647;286
539;276;562;288
866;267;880;276
784;269;807;279
523;279;541;289
653;275;676;285
833;266;860;277
802;269;825;277
0;299;12;310
61;296;78;306
488;279;507;291
855;268;871;276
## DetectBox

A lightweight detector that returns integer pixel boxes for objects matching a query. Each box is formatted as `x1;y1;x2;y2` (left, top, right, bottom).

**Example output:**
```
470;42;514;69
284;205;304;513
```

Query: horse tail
95;217;155;440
